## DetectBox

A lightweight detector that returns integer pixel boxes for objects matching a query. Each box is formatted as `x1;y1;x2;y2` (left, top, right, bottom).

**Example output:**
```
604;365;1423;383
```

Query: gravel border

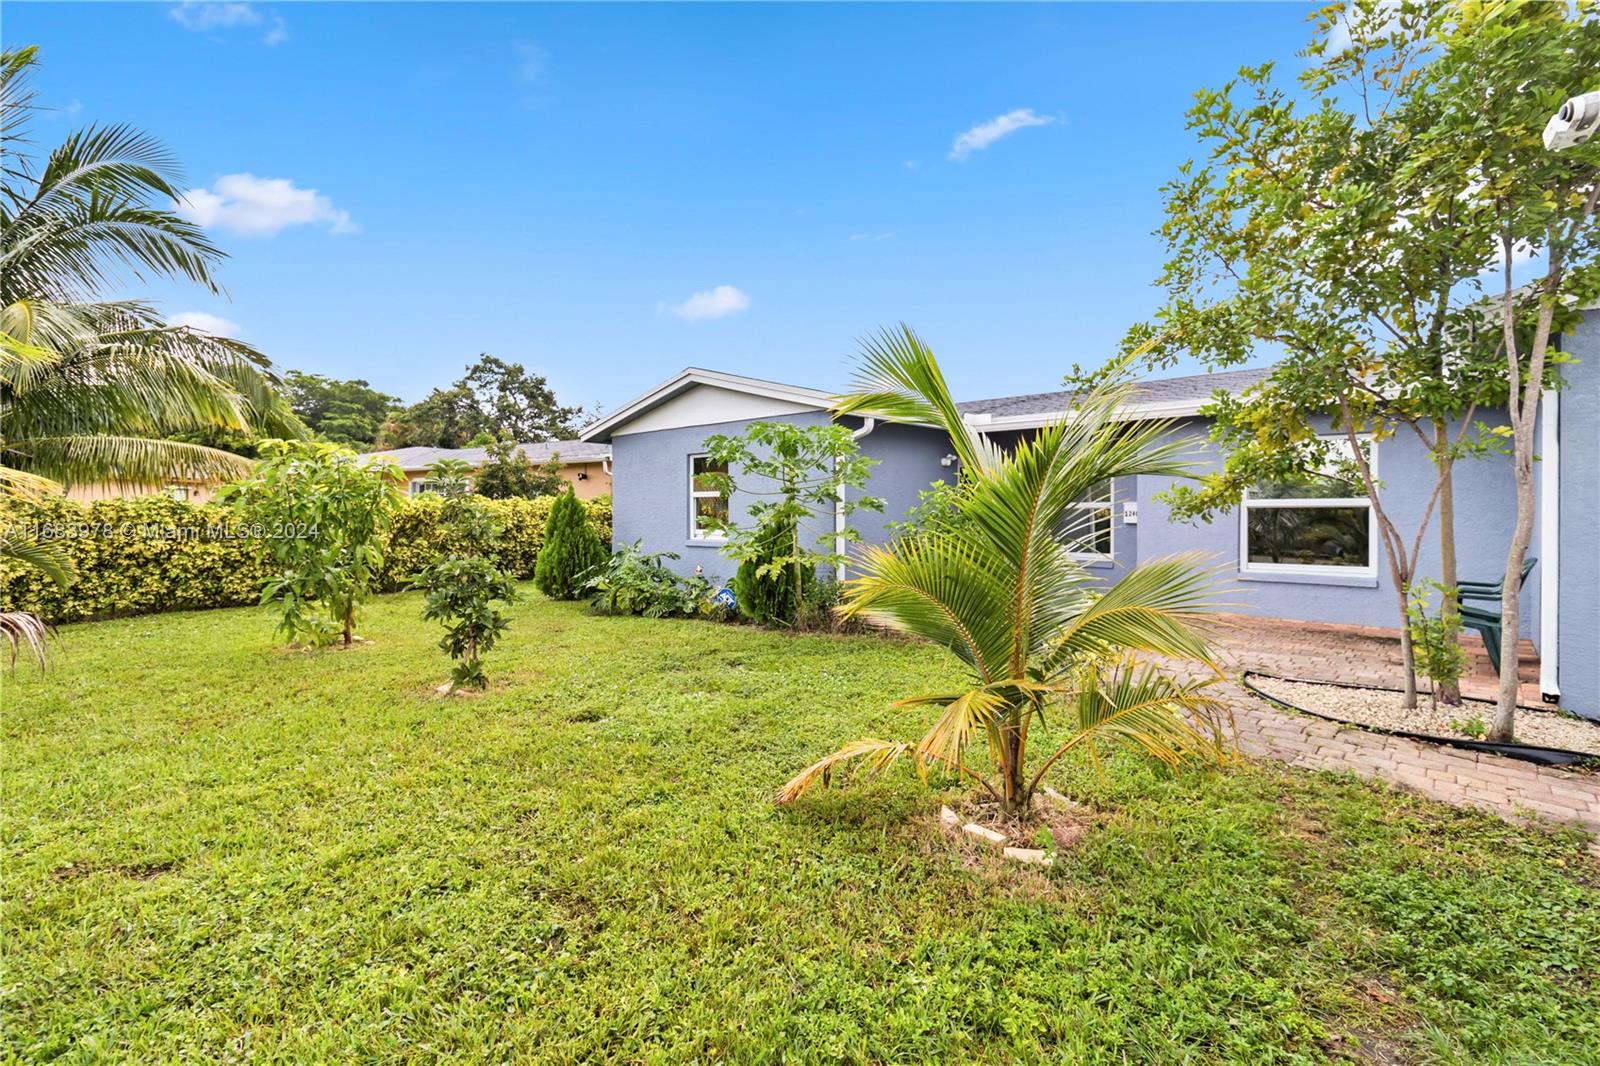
1248;674;1600;757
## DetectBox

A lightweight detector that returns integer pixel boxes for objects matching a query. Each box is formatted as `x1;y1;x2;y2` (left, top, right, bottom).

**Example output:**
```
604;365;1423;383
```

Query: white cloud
849;231;894;242
1486;239;1539;274
168;311;244;337
169;2;260;31
513;39;549;82
170;3;288;46
1325;2;1401;53
948;108;1056;162
177;174;356;236
662;285;750;321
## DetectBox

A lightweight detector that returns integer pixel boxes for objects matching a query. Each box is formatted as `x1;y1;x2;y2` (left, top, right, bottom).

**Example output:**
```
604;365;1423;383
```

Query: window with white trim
1240;436;1375;576
1065;478;1114;559
408;478;442;496
689;454;729;540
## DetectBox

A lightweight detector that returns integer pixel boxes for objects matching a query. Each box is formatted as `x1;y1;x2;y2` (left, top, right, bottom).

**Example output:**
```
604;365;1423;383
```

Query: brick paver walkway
1197;615;1600;852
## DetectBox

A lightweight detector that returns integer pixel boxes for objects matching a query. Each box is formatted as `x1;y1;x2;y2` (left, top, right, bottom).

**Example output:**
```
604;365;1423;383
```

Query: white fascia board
580;368;835;442
961;398;1212;432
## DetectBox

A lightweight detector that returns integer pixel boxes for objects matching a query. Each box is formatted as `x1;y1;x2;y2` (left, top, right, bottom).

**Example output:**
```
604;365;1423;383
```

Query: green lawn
5;589;1597;1064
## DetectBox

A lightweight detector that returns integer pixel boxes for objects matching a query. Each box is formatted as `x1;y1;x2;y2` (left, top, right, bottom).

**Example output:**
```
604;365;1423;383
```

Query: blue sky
10;2;1323;415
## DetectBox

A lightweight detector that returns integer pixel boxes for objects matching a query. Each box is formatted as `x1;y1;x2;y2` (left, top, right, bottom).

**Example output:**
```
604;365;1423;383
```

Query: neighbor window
1064;478;1114;559
408;478;442;496
1240;436;1375;577
689;454;729;540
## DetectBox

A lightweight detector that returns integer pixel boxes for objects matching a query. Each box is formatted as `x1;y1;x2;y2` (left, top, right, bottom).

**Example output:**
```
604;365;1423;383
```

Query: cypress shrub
731;520;813;626
533;488;606;600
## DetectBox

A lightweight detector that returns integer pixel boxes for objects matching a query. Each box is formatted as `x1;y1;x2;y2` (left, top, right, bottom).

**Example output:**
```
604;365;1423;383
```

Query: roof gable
580;368;835;442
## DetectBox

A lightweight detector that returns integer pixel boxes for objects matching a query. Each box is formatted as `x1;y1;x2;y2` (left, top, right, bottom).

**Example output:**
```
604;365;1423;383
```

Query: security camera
1543;90;1600;151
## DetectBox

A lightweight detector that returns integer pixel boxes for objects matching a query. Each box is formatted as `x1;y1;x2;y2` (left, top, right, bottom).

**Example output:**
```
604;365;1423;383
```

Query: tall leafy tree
778;328;1231;817
472;436;565;499
1398;1;1599;739
283;370;399;448
378;355;584;448
1127;1;1582;710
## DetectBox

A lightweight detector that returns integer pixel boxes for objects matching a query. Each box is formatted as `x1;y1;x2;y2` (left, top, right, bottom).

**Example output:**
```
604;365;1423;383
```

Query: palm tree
777;327;1233;817
1;46;300;497
0;46;301;661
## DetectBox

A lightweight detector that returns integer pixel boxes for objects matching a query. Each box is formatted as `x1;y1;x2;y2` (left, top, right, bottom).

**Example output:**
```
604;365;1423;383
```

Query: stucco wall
1558;315;1600;719
610;412;834;582
609;413;957;582
1137;414;1540;639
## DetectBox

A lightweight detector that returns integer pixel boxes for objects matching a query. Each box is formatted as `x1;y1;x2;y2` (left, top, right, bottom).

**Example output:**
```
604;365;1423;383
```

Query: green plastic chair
1455;557;1537;676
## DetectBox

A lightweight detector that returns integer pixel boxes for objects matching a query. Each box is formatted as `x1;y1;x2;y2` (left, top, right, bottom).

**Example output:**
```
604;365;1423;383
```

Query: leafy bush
1407;580;1468;712
731;520;813;627
0;494;611;624
534;488;606;600
579;541;725;619
410;460;517;690
217;441;404;647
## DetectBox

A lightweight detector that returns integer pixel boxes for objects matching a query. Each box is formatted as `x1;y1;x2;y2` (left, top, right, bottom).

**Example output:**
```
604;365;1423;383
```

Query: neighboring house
66;478;220;506
582;318;1600;722
365;440;613;500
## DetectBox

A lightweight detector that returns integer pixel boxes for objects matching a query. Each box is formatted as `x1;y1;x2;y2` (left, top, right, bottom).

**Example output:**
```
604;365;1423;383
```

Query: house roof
366;439;611;472
956;366;1274;426
579;367;837;442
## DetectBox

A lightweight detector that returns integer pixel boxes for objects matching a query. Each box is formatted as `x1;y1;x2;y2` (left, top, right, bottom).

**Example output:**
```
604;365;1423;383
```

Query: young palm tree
777;327;1233;817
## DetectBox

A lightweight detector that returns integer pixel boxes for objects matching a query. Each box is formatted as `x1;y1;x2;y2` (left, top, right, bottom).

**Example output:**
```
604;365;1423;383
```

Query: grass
4;589;1598;1064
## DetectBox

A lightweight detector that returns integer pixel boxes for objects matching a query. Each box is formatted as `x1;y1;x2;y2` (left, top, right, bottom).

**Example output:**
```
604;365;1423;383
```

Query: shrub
411;460;517;690
216;441;404;648
731;520;813;627
579;541;725;619
0;494;611;624
1408;580;1469;712
534;488;606;600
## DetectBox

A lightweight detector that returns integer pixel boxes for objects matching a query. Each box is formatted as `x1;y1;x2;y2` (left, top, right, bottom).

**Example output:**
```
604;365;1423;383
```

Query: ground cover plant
4;593;1597;1064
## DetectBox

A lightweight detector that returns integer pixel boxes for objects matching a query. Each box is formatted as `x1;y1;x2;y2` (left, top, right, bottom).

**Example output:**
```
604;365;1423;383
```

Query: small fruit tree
410;459;518;691
219;440;403;647
700;421;882;627
533;487;606;599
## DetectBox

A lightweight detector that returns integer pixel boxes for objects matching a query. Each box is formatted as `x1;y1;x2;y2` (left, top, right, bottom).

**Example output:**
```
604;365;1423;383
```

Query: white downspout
835;418;876;582
1539;388;1560;700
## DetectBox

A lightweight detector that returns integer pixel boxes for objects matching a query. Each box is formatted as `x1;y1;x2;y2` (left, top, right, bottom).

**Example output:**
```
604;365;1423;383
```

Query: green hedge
0;494;612;624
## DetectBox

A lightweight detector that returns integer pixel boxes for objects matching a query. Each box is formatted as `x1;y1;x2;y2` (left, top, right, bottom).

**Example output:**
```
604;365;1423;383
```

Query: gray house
581;317;1599;721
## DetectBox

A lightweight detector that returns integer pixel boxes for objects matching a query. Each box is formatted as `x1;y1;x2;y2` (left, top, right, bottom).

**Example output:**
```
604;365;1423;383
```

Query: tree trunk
1002;733;1028;817
1490;447;1536;743
343;612;353;648
1435;430;1462;707
1394;579;1419;709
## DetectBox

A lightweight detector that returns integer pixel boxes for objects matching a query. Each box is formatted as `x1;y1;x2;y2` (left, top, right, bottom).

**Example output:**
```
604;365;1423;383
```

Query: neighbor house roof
956;365;1274;428
367;440;611;472
580;368;837;443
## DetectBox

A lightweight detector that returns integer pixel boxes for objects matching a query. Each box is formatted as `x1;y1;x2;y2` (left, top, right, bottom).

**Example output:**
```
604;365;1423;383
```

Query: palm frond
4;434;255;488
837;323;1004;473
0;528;75;588
1027;660;1234;796
1044;553;1226;674
842;536;1015;677
0;610;51;673
775;738;914;805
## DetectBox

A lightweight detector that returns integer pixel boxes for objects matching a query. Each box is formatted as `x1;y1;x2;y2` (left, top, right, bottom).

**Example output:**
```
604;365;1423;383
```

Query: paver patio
1200;614;1600;852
